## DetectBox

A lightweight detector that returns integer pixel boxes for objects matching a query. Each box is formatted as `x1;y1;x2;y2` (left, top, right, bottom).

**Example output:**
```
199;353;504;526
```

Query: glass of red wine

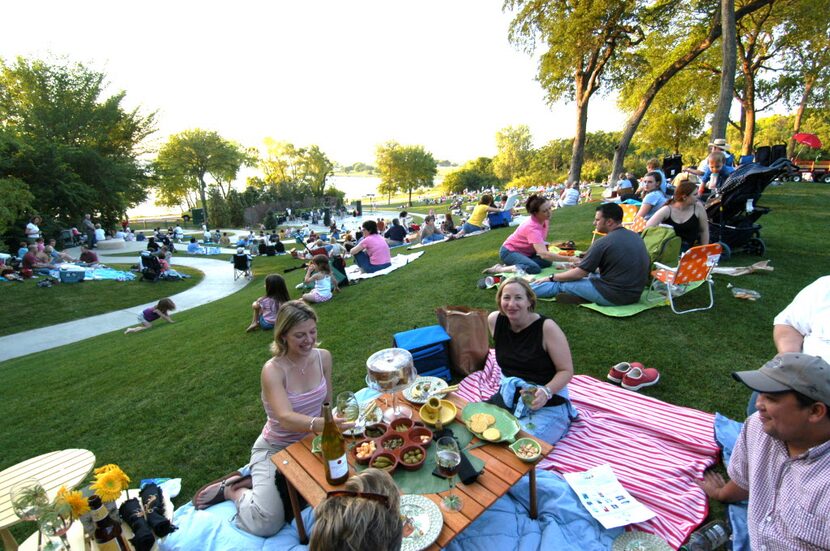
436;436;463;512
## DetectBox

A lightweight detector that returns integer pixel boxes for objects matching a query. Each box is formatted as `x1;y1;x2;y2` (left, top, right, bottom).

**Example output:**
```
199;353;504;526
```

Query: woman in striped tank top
192;301;352;536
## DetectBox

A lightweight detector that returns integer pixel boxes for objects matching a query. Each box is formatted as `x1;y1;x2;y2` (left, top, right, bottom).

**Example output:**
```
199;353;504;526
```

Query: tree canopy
0;56;155;239
375;142;437;205
154;129;252;224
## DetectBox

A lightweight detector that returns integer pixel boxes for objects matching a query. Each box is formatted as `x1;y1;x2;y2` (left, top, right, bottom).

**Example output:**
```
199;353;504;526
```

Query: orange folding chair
629;215;647;233
646;243;723;314
592;204;641;244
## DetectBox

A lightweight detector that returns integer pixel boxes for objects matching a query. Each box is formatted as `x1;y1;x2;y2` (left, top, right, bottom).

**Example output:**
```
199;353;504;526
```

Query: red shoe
621;366;660;391
607;362;631;384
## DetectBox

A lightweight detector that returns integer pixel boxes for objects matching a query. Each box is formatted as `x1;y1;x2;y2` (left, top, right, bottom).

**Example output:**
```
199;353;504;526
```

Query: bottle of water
680;520;730;550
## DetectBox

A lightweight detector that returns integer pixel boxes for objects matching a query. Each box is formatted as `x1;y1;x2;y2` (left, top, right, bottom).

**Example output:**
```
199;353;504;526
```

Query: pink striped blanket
456;351;719;548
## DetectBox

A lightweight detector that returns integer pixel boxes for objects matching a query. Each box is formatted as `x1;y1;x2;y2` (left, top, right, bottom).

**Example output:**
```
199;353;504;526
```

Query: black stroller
139;251;162;282
704;158;797;258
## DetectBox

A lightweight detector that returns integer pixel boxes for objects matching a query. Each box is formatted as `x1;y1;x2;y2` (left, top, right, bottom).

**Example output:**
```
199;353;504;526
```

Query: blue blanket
161;471;620;551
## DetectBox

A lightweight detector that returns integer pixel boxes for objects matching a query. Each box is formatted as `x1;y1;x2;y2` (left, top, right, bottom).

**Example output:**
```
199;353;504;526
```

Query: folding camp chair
646;243;722;314
233;253;253;280
592;203;639;244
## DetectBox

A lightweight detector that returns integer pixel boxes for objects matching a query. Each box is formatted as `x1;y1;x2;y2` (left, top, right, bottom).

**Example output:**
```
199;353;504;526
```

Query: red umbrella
793;133;822;149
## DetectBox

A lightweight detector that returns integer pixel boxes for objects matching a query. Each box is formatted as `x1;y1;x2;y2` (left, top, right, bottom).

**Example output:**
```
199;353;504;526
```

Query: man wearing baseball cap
698;353;830;549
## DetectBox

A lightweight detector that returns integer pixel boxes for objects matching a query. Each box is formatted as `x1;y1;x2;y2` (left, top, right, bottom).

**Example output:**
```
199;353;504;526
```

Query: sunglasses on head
326;489;391;507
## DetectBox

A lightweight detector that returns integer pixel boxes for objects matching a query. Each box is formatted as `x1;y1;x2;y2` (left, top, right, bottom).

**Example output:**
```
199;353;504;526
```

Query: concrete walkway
0;247;251;363
0;212;422;363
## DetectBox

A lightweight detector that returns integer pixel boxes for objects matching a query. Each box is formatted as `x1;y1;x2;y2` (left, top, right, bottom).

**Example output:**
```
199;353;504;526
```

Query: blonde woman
192;301;350;536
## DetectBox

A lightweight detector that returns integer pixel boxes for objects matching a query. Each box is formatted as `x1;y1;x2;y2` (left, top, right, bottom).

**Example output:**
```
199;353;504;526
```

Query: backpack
641;226;681;266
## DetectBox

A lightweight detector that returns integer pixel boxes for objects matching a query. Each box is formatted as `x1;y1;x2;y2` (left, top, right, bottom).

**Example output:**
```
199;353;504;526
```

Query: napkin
431;428;481;484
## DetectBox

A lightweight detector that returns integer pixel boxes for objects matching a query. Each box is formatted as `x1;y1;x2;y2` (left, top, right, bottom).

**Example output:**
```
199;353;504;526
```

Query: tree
492;125;533;182
506;0;644;183
375;142;437;205
154;129;250;224
443;157;502;193
710;0;738;141
609;0;776;181
297;145;334;197
0;56;155;234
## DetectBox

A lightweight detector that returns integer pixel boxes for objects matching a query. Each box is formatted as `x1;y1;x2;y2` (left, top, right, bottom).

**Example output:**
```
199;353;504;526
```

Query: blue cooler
59;267;85;283
393;325;451;381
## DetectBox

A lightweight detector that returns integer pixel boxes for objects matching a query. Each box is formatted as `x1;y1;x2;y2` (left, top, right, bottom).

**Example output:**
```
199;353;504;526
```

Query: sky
2;0;628;166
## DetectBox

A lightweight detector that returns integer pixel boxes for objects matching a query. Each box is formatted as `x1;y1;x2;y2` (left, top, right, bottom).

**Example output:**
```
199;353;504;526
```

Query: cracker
482;427;501;441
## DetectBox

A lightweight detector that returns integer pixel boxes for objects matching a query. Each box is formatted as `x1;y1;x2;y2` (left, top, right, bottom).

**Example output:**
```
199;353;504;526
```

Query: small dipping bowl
368;450;397;474
398;444;427;471
379;433;406;452
388;417;414;434
351;438;378;465
408;426;434;447
363;422;388;439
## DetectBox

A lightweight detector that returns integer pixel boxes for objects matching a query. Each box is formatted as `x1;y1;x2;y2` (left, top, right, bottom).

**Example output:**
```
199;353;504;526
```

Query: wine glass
38;506;73;550
366;348;417;422
521;385;537;430
10;478;49;550
436;437;463;512
336;391;361;436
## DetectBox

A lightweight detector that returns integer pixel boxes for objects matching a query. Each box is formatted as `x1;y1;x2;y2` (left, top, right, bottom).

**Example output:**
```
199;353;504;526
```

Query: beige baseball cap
732;353;830;404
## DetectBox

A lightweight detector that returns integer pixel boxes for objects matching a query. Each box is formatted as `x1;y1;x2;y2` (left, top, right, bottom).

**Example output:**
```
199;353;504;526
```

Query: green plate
461;402;521;443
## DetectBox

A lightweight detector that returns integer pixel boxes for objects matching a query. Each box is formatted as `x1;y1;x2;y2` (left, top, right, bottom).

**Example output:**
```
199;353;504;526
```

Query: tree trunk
711;0;737;141
788;76;815;157
609;0;774;181
198;175;209;223
568;80;590;184
741;78;756;156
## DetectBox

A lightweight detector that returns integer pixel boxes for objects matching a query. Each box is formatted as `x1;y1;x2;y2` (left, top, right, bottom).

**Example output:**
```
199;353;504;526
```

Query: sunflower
91;470;127;502
56;486;90;519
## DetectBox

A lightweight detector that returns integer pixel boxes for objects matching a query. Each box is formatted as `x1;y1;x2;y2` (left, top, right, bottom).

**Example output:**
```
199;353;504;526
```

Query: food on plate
402;449;424;465
371;456;394;468
354;440;376;460
469;412;497;435
515;442;540;459
482;427;501;441
382;436;404;450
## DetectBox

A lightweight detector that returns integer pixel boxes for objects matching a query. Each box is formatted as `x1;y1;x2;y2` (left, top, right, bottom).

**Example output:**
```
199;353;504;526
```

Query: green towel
578;281;705;317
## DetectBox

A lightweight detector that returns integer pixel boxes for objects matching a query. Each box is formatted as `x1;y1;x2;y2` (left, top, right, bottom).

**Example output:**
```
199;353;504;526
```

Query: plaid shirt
728;413;830;550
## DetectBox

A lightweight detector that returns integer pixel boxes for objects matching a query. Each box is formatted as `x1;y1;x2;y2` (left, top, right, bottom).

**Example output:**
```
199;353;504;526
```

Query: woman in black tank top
645;177;710;251
487;278;578;443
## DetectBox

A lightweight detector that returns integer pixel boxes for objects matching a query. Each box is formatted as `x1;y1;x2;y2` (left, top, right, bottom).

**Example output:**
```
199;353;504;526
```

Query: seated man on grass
22;247;57;274
698;353;830;550
530;203;649;306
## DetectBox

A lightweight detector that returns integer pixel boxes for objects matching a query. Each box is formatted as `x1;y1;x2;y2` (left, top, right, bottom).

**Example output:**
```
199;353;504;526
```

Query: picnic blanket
345;251;424;281
455;351;719;548
48;265;137;281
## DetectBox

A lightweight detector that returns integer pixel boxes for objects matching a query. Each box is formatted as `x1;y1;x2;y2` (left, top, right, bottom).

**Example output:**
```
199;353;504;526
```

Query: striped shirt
728;413;830;550
456;351;719;548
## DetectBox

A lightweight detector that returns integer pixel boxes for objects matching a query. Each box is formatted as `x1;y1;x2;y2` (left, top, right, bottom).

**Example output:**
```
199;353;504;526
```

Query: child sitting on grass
246;274;291;332
302;255;337;303
125;298;176;334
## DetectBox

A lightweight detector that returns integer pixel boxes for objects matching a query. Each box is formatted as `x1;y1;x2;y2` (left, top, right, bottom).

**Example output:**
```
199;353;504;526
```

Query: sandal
192;470;242;510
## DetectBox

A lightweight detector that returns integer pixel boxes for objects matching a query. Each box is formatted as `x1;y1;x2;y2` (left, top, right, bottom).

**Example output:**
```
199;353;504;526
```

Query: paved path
0;249;250;363
0;212;423;363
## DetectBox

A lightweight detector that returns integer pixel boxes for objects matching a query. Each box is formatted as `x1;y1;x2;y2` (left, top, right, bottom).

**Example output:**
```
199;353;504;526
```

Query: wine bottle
321;402;349;485
87;495;129;551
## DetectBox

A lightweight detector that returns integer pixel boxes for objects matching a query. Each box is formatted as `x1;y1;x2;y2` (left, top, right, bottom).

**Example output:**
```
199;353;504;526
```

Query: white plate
400;494;443;551
334;401;383;436
402;377;449;404
611;531;672;551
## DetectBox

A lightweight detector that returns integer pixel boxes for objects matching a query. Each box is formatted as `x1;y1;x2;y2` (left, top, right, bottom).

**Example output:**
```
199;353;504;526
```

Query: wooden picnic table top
272;392;552;550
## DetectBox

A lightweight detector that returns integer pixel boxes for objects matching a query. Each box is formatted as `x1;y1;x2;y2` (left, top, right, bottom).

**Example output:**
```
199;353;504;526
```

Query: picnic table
0;449;95;551
272;393;552;550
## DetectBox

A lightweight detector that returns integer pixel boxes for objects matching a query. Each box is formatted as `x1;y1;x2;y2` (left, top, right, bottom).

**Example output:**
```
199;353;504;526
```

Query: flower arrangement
90;464;131;503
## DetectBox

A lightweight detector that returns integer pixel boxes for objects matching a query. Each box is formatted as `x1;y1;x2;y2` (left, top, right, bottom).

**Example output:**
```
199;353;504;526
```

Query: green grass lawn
0;264;203;336
1;182;828;546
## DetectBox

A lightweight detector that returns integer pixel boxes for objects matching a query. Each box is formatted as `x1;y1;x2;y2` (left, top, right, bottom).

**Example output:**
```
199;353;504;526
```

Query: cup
485;276;501;287
424;397;442;418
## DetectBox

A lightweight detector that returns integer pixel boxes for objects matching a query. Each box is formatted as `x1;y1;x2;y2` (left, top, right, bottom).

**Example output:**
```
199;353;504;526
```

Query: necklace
283;354;310;375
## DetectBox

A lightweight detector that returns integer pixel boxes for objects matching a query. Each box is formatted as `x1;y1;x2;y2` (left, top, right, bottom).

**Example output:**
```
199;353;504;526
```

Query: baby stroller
139;251;162;282
705;158;797;258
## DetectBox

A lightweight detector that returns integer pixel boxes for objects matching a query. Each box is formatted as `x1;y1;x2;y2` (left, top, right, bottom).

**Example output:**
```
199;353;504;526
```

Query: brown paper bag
435;305;489;376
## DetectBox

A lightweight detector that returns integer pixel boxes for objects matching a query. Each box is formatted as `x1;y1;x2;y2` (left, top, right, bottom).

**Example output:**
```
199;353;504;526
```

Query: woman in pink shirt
350;220;392;273
484;195;573;274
